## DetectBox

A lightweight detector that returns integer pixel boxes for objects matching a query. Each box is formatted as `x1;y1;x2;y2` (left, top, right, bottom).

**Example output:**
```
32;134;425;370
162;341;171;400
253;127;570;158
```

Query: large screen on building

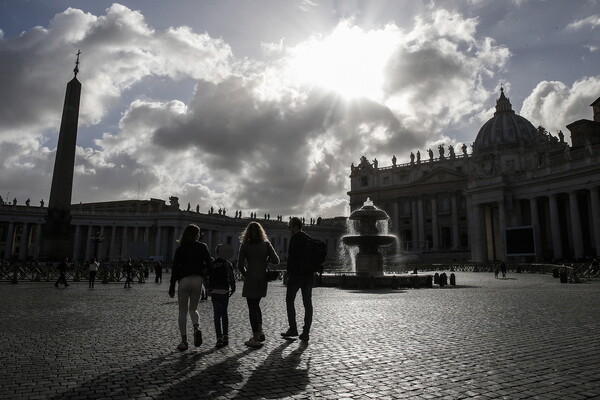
505;226;535;256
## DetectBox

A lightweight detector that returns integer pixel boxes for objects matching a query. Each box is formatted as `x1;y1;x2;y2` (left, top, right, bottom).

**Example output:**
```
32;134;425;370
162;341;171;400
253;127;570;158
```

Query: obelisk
41;51;82;260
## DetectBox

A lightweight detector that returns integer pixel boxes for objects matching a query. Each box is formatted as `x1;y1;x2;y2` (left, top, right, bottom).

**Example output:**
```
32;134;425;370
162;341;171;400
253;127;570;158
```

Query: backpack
305;236;327;273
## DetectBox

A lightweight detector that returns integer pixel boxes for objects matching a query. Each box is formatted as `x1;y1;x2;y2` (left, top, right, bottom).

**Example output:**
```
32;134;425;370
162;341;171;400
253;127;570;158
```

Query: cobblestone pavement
1;271;599;399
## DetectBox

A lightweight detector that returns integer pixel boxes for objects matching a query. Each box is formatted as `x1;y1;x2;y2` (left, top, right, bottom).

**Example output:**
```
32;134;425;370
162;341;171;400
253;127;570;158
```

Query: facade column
529;197;542;261
548;194;563;260
569;191;584;259
417;196;425;248
109;225;117;260
451;193;460;250
84;225;93;261
411;197;418;251
134;226;139;242
4;222;14;260
34;224;42;259
590;187;600;257
392;202;399;234
467;198;484;262
498;200;507;262
18;223;29;260
72;224;81;261
121;226;128;259
431;196;439;250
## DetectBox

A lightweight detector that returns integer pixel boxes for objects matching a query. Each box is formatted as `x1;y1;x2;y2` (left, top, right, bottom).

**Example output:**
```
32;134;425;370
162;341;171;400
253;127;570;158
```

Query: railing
0;260;170;283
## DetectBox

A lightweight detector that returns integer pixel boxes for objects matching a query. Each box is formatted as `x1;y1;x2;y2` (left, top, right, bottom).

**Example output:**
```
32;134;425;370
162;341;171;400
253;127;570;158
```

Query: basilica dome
473;88;538;151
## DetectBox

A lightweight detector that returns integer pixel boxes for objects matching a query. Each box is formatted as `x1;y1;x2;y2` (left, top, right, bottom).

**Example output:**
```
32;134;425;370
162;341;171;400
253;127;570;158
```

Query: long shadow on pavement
232;339;309;399
47;347;221;399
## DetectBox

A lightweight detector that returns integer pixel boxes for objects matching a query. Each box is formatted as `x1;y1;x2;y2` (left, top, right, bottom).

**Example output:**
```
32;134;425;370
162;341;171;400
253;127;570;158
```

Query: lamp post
90;231;105;283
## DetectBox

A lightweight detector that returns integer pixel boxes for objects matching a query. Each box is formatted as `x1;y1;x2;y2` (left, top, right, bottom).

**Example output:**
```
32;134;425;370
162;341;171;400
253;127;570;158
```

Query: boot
258;324;265;342
245;332;262;348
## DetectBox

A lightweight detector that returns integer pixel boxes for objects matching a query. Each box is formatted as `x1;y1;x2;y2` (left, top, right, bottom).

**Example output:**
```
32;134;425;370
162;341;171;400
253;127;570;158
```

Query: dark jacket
287;231;311;276
170;241;211;287
207;258;236;292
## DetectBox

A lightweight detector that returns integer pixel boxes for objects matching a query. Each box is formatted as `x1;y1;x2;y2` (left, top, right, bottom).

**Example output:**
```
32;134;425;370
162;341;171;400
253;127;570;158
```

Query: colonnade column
84;225;93;261
590;187;600;257
4;222;14;260
121;227;128;259
18;223;29;260
155;226;162;257
411;197;418;250
431;196;439;250
73;224;81;261
529;197;542;261
109;225;117;260
451;193;460;250
569;191;584;259
548;194;563;260
97;225;106;260
172;226;182;258
34;224;42;259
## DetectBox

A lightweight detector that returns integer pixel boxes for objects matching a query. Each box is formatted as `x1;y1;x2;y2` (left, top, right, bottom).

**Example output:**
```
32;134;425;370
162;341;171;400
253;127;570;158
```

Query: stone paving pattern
1;272;599;399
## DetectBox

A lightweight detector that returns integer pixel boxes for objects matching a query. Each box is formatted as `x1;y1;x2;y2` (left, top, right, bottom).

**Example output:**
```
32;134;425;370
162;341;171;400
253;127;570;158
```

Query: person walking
281;217;313;342
54;258;69;288
169;224;212;351
154;261;163;283
88;258;99;288
123;258;133;288
206;244;236;348
237;221;280;348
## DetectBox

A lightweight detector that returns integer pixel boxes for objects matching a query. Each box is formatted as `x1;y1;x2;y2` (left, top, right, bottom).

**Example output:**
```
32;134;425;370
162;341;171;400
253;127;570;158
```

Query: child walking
207;244;236;348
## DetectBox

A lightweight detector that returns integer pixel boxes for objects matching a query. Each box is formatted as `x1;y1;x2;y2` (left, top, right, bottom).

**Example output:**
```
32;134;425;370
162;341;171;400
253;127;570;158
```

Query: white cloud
566;15;600;31
520;76;600;135
0;4;515;217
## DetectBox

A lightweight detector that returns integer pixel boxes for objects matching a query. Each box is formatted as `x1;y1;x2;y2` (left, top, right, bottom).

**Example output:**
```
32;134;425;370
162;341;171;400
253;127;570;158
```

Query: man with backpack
281;217;319;342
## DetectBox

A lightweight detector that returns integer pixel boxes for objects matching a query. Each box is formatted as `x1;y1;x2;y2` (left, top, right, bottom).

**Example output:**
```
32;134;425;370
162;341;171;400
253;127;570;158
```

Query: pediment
414;167;467;185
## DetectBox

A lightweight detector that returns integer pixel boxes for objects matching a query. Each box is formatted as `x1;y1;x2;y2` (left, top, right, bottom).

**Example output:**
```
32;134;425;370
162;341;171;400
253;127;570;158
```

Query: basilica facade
348;89;600;263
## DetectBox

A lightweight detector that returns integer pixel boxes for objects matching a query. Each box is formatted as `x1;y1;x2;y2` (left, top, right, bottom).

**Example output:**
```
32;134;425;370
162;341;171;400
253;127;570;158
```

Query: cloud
520;76;600;136
0;4;514;217
566;15;600;31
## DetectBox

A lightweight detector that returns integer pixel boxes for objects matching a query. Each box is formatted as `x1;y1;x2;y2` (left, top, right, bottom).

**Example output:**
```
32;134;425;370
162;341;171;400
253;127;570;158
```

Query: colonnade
469;187;600;262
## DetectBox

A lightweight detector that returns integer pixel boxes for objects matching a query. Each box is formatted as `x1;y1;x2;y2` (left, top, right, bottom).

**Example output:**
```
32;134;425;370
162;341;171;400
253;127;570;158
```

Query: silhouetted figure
12;198;16;205
392;155;397;166
428;148;433;161
154;261;163;283
54;258;69;288
89;258;99;288
410;152;415;164
25;198;30;206
500;263;507;278
207;244;236;348
416;150;421;163
40;199;44;207
123;258;133;288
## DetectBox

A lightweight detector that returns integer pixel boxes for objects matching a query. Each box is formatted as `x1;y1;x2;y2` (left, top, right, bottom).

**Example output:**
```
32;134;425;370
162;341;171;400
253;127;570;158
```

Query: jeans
211;293;229;338
285;274;313;333
88;271;97;287
246;297;262;333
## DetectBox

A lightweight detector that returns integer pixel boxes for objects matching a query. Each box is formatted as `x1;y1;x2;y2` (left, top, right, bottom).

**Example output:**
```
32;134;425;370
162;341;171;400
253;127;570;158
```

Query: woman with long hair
238;221;280;347
169;224;212;351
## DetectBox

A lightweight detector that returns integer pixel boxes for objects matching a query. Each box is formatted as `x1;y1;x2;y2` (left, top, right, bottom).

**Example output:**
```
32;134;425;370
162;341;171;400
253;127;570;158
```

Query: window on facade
383;176;389;184
227;236;232;245
441;196;450;212
361;176;368;186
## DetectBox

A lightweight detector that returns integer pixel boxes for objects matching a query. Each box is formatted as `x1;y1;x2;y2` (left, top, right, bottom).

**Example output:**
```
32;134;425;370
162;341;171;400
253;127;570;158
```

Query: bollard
449;273;456;286
439;272;447;288
434;272;439;284
552;268;559;278
559;269;568;283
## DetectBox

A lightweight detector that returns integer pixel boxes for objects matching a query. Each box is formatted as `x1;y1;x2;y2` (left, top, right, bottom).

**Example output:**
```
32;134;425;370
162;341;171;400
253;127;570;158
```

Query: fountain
320;198;433;289
342;198;396;277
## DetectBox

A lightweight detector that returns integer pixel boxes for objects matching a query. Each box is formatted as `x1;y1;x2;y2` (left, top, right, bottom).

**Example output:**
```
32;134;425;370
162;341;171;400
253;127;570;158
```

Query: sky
0;0;599;218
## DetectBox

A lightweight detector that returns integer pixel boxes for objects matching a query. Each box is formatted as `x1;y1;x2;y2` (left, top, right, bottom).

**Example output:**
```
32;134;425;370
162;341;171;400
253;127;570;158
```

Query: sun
286;22;397;101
